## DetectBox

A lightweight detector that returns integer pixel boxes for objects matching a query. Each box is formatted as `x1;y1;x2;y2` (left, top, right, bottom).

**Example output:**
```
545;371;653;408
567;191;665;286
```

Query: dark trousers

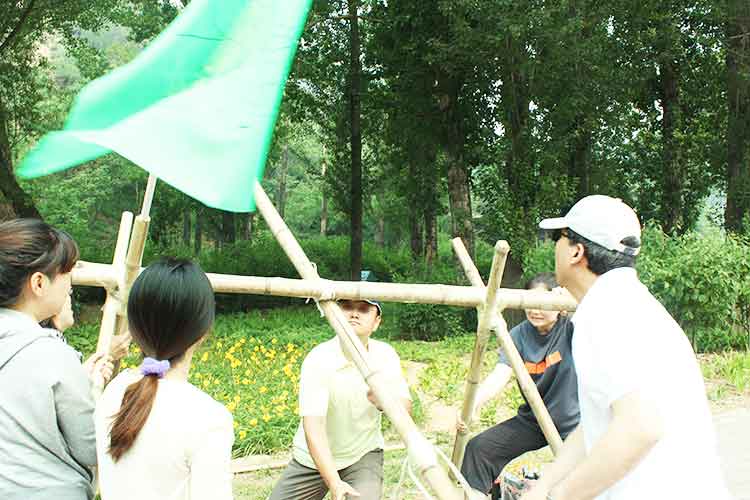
268;449;384;500
460;416;548;494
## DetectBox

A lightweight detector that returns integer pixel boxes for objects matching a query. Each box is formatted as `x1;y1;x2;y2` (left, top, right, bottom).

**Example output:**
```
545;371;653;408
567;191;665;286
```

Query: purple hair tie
140;357;170;378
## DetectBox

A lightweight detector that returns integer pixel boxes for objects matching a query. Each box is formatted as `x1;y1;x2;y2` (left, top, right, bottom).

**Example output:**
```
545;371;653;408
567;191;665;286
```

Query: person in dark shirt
458;273;579;499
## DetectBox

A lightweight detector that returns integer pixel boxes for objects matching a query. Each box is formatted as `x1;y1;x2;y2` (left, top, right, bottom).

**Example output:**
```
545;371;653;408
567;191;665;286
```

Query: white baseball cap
539;195;642;255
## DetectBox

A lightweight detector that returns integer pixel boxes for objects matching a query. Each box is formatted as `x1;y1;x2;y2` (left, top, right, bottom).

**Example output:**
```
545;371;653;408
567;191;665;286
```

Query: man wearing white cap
521;195;730;500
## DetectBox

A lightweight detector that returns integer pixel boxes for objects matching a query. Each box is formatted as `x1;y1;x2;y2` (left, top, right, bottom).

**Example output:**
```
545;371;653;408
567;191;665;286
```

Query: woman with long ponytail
95;258;234;500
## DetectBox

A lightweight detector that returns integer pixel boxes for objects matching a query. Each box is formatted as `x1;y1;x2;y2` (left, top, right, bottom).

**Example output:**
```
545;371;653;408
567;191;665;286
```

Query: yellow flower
271;338;278;345
242;378;250;385
202;380;210;388
259;386;268;394
233;421;238;428
240;338;246;344
233;394;241;402
250;418;258;426
239;430;247;439
262;414;271;422
201;352;209;362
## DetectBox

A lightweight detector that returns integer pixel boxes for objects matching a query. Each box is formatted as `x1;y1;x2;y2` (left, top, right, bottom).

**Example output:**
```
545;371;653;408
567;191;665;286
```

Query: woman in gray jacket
0;219;105;500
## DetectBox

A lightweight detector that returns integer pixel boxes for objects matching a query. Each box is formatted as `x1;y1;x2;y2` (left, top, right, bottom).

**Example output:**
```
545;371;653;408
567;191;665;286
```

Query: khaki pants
268;449;384;500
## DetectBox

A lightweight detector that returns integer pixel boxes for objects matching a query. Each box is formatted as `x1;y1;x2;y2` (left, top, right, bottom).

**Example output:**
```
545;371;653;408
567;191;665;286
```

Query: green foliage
638;224;750;351
520;240;557;285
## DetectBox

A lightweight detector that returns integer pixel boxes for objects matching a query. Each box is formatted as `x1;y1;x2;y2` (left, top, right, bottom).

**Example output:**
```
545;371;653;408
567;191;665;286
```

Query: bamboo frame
449;238;564;467
451;240;509;469
72;174;579;496
252;182;461;500
73;262;578;312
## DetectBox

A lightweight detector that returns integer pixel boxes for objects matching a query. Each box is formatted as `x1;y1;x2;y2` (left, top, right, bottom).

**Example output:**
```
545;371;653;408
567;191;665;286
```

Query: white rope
303;263;337;317
391;438;475;500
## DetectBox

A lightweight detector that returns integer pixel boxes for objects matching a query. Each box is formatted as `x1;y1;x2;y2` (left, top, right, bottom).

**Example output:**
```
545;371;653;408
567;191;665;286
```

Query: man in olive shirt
269;299;411;500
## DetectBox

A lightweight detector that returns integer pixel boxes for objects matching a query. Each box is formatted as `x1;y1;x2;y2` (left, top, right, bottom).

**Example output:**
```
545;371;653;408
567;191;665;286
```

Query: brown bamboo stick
95;212;133;355
452;237;485;289
253;182;460;500
451;241;509;470
73;262;578;313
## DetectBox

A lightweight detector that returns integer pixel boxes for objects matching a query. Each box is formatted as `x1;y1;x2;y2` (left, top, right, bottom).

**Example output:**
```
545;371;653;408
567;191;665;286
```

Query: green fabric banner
18;0;311;212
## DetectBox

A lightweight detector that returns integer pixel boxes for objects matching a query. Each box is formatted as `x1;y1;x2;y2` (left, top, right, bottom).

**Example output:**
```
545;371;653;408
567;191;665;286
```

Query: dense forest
1;0;749;280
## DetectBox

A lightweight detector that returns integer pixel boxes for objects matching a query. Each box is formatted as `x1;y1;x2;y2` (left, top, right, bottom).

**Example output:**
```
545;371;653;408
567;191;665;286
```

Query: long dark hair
0;219;79;308
108;258;215;461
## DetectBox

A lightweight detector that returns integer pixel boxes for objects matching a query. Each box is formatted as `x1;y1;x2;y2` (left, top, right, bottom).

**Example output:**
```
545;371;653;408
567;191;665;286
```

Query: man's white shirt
571;268;731;500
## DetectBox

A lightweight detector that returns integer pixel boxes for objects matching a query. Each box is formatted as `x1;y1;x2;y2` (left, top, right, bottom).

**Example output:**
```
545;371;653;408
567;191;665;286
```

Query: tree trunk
424;206;437;269
238;213;252;240
659;52;682;234
182;208;191;246
447;160;474;258
375;216;385;248
725;0;750;233
221;211;236;244
194;209;203;254
320;155;328;236
568;117;592;199
278;145;289;219
410;213;423;260
0;96;42;219
348;0;363;280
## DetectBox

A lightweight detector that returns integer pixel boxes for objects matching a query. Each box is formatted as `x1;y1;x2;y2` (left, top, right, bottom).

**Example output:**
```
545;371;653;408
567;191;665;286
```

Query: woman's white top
95;369;234;500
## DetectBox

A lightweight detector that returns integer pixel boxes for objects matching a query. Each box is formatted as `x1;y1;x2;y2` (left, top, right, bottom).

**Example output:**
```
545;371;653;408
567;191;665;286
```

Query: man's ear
570;243;586;264
28;272;48;299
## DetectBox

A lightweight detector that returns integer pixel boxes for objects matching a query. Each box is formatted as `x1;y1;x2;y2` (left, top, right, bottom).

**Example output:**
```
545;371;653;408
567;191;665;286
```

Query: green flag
18;0;311;212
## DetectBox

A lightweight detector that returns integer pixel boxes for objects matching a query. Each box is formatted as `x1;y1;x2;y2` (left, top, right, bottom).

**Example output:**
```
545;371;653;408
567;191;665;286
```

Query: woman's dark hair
525;272;558;291
566;229;639;275
108;258;215;462
0;219;79;307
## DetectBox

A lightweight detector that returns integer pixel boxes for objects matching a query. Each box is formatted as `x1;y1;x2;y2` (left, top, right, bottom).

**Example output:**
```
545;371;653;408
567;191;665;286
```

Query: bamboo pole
95;211;133;355
107;175;157;373
73;262;578;313
495;316;563;454
451;241;509;470
452;238;485;290
253;182;460;500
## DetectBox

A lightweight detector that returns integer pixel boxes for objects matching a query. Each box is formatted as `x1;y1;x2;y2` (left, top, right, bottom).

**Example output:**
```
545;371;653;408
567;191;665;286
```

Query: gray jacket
0;308;96;500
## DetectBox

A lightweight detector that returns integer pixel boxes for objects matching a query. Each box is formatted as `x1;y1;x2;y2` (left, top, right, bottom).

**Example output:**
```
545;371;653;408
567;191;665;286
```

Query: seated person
458;273;579;499
269;298;411;500
95;258;234;500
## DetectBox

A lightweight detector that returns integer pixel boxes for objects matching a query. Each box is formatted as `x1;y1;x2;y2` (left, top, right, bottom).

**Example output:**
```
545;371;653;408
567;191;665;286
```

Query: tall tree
725;0;750;232
347;0;363;279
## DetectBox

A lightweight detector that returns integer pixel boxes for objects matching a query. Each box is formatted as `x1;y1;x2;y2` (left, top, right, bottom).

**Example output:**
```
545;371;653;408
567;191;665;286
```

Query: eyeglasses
551;229;569;242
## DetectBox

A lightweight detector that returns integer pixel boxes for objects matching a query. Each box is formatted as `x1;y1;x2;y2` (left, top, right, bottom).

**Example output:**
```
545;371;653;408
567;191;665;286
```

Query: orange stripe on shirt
524;351;563;375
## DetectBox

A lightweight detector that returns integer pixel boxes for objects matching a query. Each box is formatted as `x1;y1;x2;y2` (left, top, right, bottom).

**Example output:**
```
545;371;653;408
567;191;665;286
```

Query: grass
66;305;749;499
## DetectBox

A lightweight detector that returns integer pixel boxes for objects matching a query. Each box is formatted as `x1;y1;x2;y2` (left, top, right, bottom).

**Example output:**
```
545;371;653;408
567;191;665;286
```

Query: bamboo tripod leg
451;241;509;471
495;319;563;454
95;212;133;356
253;182;460;500
106;174;157;375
